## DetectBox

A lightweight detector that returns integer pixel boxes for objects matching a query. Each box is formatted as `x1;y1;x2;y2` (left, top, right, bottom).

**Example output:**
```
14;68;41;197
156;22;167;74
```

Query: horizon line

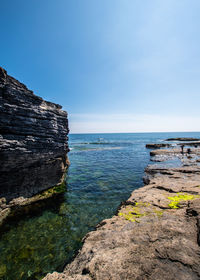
69;131;200;135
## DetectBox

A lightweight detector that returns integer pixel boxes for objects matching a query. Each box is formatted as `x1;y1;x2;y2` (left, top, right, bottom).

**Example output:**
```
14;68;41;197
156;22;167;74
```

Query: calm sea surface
1;132;200;279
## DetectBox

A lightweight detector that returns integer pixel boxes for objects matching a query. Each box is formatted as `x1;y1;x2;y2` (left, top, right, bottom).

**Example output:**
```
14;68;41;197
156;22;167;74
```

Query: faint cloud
69;113;200;134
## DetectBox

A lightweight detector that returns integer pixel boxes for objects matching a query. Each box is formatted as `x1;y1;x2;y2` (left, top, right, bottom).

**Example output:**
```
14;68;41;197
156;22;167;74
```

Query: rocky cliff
0;67;69;202
44;144;200;280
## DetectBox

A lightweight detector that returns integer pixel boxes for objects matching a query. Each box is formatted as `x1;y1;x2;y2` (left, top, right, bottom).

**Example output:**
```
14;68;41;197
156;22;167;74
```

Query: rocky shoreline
44;140;200;280
1;68;200;279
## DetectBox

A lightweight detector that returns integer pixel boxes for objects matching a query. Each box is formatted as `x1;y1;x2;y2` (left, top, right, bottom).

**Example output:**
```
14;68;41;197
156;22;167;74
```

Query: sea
1;132;200;280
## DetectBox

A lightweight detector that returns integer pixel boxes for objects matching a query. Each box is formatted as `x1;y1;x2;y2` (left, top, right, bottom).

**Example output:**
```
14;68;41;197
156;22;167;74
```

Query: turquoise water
0;132;200;280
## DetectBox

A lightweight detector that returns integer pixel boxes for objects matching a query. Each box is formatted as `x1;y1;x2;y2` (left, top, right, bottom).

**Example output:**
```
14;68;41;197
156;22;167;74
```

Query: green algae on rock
168;192;200;209
39;181;67;197
118;202;163;222
0;181;67;234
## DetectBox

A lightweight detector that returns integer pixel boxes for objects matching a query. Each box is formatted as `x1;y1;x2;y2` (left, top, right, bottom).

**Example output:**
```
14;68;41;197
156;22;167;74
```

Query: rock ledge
44;146;200;280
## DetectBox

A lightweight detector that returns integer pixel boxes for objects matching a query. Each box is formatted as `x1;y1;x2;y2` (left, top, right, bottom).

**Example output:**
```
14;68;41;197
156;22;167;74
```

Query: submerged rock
146;143;171;149
0;67;69;207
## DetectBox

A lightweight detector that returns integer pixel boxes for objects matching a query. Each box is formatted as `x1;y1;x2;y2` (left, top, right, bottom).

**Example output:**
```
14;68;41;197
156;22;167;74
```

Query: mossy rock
39;181;66;198
168;193;200;209
118;201;164;222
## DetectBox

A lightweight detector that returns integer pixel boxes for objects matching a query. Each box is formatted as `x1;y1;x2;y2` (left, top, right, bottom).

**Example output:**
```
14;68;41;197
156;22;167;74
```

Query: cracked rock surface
44;147;200;280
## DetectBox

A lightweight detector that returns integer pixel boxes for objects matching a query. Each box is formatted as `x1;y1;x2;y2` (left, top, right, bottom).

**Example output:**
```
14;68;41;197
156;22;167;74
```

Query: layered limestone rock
0;67;69;202
44;147;200;280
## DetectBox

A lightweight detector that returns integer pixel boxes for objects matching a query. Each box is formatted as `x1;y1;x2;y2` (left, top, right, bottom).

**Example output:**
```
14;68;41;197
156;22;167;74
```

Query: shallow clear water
1;132;200;280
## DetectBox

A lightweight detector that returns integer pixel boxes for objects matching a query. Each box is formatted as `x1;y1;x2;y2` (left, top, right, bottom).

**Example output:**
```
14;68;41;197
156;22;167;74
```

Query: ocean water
0;132;200;280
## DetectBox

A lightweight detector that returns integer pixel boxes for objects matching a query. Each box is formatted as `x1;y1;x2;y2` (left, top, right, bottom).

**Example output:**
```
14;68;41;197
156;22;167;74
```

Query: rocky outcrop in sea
0;67;69;226
44;139;200;280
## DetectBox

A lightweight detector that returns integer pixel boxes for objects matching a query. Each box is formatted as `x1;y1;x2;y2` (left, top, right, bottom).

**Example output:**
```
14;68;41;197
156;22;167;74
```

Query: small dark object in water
181;144;184;155
187;148;191;154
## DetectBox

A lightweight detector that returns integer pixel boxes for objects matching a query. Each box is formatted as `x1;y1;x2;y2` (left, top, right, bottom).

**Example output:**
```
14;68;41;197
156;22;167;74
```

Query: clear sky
1;0;200;133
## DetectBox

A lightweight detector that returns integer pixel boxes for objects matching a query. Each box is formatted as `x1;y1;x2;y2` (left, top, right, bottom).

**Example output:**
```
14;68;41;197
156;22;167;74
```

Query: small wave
71;147;122;153
70;141;135;146
71;142;110;145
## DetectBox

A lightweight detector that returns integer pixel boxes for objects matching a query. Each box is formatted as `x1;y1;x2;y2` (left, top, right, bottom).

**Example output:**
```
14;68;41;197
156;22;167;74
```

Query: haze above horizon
1;0;200;133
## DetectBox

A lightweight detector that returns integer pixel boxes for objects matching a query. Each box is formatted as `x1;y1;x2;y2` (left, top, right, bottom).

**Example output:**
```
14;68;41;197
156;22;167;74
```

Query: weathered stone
44;145;200;280
0;67;69;202
150;147;200;156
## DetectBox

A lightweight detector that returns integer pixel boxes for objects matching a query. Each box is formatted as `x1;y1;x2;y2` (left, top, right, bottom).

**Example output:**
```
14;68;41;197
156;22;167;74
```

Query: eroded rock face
0;67;69;201
44;147;200;280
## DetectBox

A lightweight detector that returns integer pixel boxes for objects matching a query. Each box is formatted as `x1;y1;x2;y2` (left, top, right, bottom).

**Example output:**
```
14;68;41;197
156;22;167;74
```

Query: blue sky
1;0;200;133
